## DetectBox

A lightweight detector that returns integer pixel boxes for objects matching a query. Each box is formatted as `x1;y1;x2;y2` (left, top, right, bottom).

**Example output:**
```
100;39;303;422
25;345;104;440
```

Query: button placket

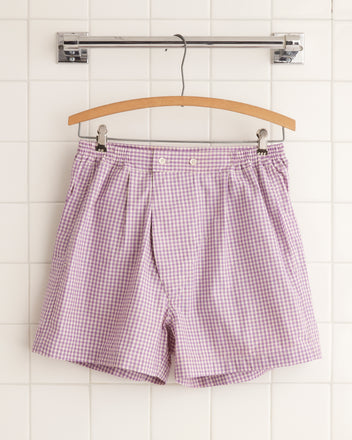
158;157;166;165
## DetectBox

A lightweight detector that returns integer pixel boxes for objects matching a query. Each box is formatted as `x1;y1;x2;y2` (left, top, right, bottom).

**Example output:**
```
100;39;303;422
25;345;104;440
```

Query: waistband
77;139;287;173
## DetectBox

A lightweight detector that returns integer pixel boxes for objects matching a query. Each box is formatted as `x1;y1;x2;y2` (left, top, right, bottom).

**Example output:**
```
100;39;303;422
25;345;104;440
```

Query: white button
158;157;166;165
189;158;197;166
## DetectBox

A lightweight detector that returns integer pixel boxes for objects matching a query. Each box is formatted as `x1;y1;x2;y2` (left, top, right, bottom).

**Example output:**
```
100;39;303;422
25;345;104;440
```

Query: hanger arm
68;96;296;131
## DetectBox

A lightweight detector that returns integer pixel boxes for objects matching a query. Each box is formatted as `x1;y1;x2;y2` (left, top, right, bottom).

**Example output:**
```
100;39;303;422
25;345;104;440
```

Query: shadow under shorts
32;139;322;387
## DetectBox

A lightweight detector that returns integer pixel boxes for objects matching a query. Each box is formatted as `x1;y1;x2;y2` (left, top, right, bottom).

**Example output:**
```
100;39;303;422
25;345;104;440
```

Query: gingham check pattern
32;139;322;387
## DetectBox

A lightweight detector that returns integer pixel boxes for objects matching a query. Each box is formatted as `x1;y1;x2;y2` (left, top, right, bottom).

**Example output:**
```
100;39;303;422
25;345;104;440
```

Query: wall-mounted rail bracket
57;32;88;63
57;32;304;64
272;32;304;63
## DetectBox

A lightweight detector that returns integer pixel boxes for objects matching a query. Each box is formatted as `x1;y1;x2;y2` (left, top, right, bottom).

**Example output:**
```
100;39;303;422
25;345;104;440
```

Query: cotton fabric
32;139;322;387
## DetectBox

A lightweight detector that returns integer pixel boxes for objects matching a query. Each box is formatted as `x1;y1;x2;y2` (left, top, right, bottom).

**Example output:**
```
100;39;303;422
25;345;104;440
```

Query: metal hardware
256;128;269;155
272;33;304;64
96;124;107;151
57;32;88;63
174;34;187;97
78;122;285;146
57;33;304;64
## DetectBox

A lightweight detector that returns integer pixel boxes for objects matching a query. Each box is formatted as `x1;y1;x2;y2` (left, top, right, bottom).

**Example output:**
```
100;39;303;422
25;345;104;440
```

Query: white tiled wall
0;0;351;439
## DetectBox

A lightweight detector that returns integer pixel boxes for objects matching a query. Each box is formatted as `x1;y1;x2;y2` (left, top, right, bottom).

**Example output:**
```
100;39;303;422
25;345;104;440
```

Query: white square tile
89;81;150;139
272;20;331;80
90;21;150;80
29;20;89;80
212;0;271;19
210;81;271;141
0;0;27;18
211;21;271;81
30;0;88;18
273;0;331;18
333;22;352;80
150;81;210;142
333;324;352;382
284;142;331;202
212;384;270;440
0;325;29;382
152;0;210;19
272;384;330;440
0;20;27;79
0;204;28;263
332;384;352;440
91;0;149;18
30;142;78;202
0;142;27;202
272;81;331;141
0;264;28;324
333;204;352;262
307;263;331;322
151;385;210;440
272;323;331;383
91;384;149;439
30;326;89;383
31;385;89;440
333;143;352;202
292;203;331;262
29;81;88;141
30;203;64;263
333;0;352;19
151;20;210;81
333;264;352;322
0;385;29;439
0;82;27;141
333;83;352;142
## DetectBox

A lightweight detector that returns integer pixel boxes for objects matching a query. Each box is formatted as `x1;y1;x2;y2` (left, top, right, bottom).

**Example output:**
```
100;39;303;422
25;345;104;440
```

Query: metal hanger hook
173;33;187;97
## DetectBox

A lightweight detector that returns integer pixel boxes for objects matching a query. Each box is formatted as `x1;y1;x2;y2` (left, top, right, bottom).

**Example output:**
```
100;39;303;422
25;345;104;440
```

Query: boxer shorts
31;139;322;387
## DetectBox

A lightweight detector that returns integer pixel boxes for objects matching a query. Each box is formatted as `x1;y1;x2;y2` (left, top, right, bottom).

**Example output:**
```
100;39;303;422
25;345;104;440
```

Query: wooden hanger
68;95;295;130
68;95;295;154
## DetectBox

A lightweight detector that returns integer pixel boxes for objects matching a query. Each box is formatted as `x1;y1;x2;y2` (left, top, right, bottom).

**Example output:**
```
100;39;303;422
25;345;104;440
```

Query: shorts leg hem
31;346;167;385
174;350;323;388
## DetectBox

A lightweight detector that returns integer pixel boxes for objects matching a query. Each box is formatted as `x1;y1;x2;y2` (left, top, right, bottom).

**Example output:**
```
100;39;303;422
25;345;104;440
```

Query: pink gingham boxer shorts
32;139;322;387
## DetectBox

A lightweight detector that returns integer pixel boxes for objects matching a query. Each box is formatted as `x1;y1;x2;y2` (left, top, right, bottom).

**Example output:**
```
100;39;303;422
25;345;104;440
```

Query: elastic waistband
77;139;287;173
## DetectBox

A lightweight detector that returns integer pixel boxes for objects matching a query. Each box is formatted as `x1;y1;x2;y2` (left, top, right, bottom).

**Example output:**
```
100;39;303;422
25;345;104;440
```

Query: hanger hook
173;33;187;97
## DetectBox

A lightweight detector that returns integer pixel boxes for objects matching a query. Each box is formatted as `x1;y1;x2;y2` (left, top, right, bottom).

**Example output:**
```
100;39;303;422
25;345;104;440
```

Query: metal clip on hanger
96;124;108;151
256;128;268;155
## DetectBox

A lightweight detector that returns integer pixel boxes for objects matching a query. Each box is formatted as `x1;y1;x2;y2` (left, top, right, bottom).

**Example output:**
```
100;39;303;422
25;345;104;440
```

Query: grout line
27;1;32;438
4;380;352;385
0;17;344;21
2;78;344;83
330;10;334;440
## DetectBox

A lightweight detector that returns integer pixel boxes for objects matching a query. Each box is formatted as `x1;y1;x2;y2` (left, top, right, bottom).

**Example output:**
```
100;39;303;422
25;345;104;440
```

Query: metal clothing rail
57;32;304;64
